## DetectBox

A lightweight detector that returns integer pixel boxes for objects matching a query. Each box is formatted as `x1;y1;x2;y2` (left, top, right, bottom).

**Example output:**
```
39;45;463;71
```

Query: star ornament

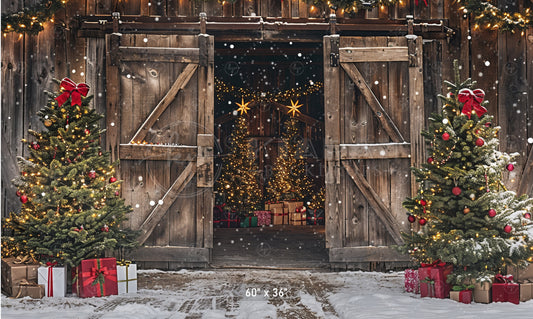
236;97;251;115
287;99;302;117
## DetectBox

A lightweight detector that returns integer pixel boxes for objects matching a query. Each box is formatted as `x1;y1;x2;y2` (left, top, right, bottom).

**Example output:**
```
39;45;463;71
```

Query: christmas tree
400;64;533;284
2;78;136;267
215;116;262;212
266;117;313;202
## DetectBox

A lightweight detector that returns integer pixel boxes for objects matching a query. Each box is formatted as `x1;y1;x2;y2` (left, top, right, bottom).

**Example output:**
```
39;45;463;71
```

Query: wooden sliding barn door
106;34;214;268
323;35;424;267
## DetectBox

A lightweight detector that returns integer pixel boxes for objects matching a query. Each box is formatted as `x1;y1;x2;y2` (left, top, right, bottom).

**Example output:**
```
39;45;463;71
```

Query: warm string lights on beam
459;0;532;34
215;78;323;104
1;0;67;35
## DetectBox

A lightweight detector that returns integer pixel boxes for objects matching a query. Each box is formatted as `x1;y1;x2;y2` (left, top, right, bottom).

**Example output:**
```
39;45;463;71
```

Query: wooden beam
341;62;405;143
138;162;197;245
339;47;409;63
118;47;200;63
130;63;198;143
329;247;410;262
119;144;197;161
342;161;404;245
340;143;411;159
129;246;209;263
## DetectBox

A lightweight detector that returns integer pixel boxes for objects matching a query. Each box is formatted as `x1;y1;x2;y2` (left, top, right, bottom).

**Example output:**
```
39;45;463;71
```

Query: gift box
290;211;306;226
38;263;67;297
213;205;224;228
507;264;533;282
404;269;419;294
11;279;45;299
240;215;258;228
492;274;519;305
306;209;325;225
473;281;491;303
73;258;118;298
271;207;287;225
265;202;283;210
220;211;240;228
519;281;533;302
116;261;137;294
283;201;303;214
253;211;271;226
450;290;472;304
1;257;39;296
418;261;452;298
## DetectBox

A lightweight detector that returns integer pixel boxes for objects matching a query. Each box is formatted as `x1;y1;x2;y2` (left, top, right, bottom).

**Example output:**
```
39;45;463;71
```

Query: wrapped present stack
253;211;271;226
1;256;43;299
73;257;118;298
450;285;474;304
266;202;286;225
290;207;306;226
418;260;452;299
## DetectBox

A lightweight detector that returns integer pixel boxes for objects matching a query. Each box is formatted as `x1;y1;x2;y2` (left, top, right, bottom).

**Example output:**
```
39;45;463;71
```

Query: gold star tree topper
236;97;251;115
287;99;302;117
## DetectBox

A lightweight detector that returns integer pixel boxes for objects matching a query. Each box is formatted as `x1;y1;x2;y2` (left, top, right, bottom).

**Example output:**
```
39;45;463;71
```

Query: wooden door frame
323;34;424;264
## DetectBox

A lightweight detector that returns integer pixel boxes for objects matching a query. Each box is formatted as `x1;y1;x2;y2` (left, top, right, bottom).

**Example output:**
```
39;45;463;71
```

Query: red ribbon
45;262;57;297
80;259;117;297
55;77;90;107
458;88;487;119
414;0;428;6
420;259;446;268
494;274;513;283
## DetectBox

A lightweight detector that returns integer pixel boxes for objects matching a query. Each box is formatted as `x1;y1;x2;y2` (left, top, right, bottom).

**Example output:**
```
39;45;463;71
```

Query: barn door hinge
329;36;339;67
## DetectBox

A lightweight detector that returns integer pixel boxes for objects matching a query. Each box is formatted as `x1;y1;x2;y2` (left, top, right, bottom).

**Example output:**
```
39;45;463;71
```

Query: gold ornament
44;119;52;127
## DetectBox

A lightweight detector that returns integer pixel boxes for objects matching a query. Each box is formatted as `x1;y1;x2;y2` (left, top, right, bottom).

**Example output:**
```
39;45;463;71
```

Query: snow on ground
2;269;533;318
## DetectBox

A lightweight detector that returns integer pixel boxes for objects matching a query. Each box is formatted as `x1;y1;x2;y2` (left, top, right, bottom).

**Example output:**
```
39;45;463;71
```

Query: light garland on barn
459;0;532;34
215;78;323;104
1;0;68;35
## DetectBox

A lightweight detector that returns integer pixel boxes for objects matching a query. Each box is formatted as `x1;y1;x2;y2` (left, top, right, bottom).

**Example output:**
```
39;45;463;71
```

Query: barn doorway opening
211;41;327;268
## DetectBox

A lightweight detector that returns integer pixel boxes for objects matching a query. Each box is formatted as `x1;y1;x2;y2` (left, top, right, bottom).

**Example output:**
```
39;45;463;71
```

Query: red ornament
408;215;416;223
32;142;40;150
109;177;117;183
504;225;512;233
98;151;102;156
101;224;109;232
419;218;427;226
484;122;492;127
463;207;471;214
420;199;427;206
442;132;450;141
524;213;531;219
88;170;96;179
16;190;21;197
427;157;434;164
506;164;515;171
115;191;120;196
452;186;462;196
488;209;497;218
475;138;485;147
74;228;80;232
20;195;28;203
84;129;90;135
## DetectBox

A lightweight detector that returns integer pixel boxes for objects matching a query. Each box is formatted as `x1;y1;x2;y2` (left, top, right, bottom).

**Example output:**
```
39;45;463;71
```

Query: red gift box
492;274;519;304
73;258;118;298
450;290;473;304
418;260;452;298
404;269;420;293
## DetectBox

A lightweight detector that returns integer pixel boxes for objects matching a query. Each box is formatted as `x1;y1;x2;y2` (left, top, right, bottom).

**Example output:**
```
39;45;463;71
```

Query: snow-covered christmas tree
400;64;533;285
2;78;136;267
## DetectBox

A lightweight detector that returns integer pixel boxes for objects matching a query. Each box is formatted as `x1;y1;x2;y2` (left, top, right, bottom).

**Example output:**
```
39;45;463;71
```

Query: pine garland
459;0;532;33
1;0;67;35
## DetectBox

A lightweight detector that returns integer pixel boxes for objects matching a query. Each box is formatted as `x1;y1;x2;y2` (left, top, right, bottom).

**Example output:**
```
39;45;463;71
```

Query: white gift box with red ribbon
37;264;67;297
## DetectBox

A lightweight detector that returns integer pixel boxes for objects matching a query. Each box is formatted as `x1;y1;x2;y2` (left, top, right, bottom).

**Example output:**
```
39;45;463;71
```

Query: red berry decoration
442;132;450;141
506;164;515;171
109;177;117;183
115;191;120;196
475;138;484;147
427;157;434;164
84;129;90;135
452;186;462;196
524;213;531;219
101;224;109;232
408;215;416;223
484;122;492;127
16;190;21;197
98;151;102;156
419;218;427;226
32;142;40;150
420;199;427;206
504;225;512;233
88;170;96;179
488;209;497;218
20;195;28;203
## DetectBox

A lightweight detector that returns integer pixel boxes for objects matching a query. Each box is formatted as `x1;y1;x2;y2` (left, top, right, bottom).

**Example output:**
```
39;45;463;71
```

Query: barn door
106;33;214;268
323;35;425;266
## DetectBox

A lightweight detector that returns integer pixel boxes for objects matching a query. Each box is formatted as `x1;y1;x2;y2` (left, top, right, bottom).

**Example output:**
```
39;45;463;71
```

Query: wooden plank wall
2;0;532;222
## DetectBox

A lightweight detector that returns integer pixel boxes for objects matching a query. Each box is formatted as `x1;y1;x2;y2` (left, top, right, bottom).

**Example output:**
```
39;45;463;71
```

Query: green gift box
240;216;258;228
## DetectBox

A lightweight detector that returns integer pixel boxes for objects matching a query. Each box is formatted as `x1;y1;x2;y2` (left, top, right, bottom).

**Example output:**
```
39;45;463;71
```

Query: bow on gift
420;259;446;268
55;78;90;107
494;274;514;283
117;259;132;267
458;88;487;119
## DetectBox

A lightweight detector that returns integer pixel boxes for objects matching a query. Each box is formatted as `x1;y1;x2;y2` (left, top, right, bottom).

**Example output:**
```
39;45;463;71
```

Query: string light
1;0;68;35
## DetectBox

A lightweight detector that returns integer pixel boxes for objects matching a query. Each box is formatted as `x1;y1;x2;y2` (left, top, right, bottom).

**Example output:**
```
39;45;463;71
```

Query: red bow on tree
55;78;90;107
420;259;446;268
458;88;487;119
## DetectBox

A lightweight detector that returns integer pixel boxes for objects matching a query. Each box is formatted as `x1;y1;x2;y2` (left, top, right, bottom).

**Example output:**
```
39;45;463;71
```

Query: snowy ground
2;269;533;318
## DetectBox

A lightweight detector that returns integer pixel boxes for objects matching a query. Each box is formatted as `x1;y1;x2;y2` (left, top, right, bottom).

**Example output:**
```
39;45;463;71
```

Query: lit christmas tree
2;78;136;267
215;116;262;212
266;117;313;202
400;64;533;284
